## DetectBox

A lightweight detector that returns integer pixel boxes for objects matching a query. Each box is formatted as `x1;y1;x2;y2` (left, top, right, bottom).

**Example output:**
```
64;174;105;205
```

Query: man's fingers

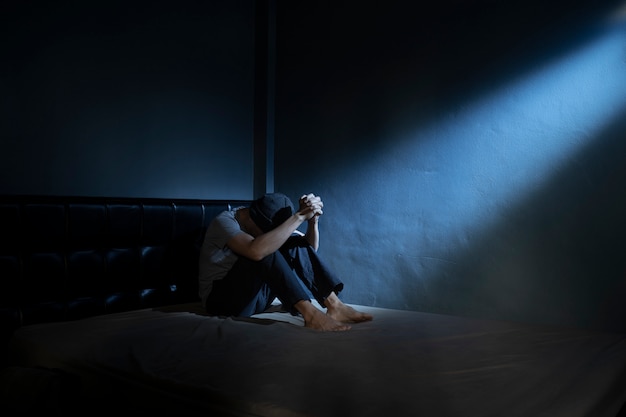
300;194;323;215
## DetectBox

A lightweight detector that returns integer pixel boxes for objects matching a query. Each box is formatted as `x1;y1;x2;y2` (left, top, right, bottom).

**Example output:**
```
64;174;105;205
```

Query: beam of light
325;7;626;302
417;24;624;233
365;11;626;243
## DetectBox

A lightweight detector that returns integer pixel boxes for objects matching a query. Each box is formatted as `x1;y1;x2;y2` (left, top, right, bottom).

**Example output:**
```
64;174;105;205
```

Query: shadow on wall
274;0;626;332
276;0;625;171
414;105;626;333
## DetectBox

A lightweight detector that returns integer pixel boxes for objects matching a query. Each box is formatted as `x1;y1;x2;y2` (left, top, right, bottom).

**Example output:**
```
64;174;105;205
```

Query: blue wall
2;0;625;333
275;0;626;332
0;0;256;199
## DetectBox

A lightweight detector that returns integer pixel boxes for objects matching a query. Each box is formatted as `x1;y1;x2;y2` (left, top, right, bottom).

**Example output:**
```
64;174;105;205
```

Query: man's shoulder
211;208;242;232
216;209;236;219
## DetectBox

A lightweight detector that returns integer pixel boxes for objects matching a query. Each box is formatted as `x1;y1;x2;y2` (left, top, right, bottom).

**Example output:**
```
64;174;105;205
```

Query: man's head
249;192;295;233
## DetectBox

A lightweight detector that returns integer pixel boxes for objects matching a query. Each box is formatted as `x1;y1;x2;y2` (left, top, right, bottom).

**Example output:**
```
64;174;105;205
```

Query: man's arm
305;216;319;251
301;194;323;251
227;194;322;261
226;213;303;261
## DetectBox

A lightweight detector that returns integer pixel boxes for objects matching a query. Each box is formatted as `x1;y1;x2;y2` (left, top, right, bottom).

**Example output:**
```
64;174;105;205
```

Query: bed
5;300;626;417
1;195;626;416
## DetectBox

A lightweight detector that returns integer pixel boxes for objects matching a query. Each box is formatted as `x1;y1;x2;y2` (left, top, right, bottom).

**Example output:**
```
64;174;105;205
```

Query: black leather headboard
0;195;250;363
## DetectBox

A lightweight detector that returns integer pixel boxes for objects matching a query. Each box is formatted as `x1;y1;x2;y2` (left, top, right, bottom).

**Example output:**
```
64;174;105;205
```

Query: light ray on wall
371;14;626;244
325;9;626;304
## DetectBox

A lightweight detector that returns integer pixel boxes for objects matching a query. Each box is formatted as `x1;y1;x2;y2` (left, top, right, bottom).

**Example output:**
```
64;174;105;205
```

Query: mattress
6;302;626;417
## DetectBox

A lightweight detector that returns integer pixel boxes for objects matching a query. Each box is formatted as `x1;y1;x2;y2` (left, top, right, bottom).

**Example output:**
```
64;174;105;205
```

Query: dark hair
249;193;295;232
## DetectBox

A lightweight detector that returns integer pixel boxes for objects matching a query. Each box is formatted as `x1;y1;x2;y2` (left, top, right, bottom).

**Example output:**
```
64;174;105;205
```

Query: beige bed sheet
7;302;626;417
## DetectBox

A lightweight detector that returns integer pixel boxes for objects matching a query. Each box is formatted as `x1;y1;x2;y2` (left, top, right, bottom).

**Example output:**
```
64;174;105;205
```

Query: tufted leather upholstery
0;195;249;362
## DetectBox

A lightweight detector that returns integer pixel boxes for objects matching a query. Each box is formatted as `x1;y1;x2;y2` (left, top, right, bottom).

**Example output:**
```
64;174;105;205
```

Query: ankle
323;292;341;309
295;300;317;321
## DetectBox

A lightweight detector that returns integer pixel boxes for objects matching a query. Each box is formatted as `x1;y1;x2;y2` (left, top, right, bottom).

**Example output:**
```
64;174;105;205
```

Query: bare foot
325;292;374;324
307;308;352;331
295;300;351;331
328;303;373;323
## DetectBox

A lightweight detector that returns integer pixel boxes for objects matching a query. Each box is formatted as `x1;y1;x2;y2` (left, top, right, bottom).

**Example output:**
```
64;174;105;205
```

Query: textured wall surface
2;0;624;333
275;0;626;332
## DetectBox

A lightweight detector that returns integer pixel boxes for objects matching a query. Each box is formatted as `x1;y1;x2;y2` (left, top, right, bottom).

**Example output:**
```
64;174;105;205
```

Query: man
198;192;373;331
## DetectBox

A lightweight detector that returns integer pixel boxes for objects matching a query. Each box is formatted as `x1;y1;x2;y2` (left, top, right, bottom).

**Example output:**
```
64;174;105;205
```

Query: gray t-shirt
198;207;245;306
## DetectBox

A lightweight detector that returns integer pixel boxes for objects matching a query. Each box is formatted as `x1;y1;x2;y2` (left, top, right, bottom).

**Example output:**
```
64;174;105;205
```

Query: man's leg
204;256;274;317
279;235;344;306
279;236;374;327
205;249;312;317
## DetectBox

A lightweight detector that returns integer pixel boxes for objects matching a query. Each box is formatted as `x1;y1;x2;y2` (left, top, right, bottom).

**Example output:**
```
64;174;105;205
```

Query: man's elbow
245;249;266;262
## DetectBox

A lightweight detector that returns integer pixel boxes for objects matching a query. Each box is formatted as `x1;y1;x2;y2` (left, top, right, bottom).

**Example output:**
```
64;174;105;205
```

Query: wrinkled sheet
8;303;626;417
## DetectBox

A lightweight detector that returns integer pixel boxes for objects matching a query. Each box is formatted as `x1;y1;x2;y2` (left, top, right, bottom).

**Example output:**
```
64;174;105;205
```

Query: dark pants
204;235;343;317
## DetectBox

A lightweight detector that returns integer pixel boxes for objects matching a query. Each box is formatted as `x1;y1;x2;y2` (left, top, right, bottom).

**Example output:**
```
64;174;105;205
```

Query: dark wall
275;0;626;332
1;0;256;199
2;0;625;333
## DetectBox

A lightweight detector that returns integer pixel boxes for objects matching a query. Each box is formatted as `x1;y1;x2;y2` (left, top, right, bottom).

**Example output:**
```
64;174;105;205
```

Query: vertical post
253;0;276;197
